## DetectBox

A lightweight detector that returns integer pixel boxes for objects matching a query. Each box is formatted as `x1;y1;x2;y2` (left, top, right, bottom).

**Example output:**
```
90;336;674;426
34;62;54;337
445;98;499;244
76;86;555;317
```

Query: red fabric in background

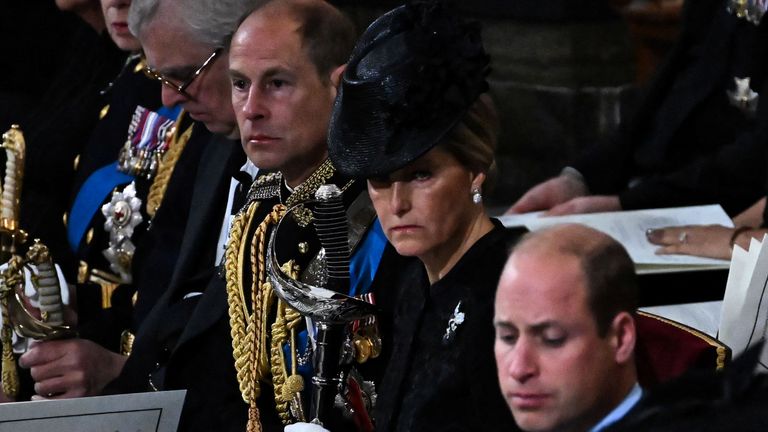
635;311;731;387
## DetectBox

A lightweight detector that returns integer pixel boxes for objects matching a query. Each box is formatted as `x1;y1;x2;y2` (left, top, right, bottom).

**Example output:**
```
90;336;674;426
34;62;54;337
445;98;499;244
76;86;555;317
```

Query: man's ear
610;312;636;365
330;64;346;90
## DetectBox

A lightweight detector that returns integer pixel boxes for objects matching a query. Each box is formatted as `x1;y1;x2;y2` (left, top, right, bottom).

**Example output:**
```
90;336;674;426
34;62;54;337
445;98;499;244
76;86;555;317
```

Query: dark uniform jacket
231;170;384;431
7;15;125;266
67;56;161;346
105;136;253;432
606;344;768;431
574;0;768;215
66;58;211;353
107;156;387;432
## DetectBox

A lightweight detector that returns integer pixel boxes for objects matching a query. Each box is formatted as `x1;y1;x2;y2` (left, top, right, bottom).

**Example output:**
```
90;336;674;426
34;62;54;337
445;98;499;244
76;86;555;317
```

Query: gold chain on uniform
281;159;353;226
224;159;353;430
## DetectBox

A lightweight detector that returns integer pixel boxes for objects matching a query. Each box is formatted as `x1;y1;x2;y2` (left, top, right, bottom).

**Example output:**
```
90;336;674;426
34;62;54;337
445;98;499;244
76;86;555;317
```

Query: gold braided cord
225;201;260;403
270;261;306;425
251;206;285;430
146;118;194;219
284;306;303;330
284;159;335;208
228;160;351;428
271;300;291;423
247;405;262;432
253;206;286;379
283;159;340;226
226;203;286;431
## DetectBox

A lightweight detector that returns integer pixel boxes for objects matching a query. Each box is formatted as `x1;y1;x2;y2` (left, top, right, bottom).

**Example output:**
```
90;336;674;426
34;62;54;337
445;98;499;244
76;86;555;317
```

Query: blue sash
349;219;386;297
67;162;134;252
67;105;181;252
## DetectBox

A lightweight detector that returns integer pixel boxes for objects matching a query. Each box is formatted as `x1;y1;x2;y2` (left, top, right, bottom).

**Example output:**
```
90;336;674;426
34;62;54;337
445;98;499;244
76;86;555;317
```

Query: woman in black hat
327;1;522;430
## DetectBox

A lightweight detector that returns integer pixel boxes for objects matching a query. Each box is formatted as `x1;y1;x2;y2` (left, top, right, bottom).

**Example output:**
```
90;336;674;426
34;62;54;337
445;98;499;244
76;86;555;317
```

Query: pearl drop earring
472;187;482;205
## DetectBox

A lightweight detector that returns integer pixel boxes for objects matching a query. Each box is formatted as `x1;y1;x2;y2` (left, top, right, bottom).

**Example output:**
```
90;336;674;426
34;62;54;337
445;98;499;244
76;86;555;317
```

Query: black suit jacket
605;345;768;432
13;20;125;268
105;135;272;432
574;0;768;215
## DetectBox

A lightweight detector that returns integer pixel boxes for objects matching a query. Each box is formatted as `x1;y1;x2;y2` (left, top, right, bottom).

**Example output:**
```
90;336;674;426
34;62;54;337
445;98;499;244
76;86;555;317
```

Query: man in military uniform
7;0;126;268
100;0;260;431
223;1;388;430
15;0;213;401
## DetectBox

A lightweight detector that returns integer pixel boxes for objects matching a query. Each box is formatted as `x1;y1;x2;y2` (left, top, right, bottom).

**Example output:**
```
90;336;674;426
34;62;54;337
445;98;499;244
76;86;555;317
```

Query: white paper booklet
719;235;768;371
0;390;186;432
500;205;733;272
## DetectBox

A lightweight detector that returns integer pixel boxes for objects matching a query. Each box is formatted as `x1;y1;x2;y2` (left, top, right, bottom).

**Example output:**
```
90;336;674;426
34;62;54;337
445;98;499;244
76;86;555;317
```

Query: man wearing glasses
97;0;262;431
106;0;372;431
142;46;234;138
143;47;221;98
133;0;246;140
15;0;245;408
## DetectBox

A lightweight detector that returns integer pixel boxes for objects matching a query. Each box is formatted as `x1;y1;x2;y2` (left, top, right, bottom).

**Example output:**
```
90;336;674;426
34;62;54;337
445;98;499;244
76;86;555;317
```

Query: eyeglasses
143;48;222;95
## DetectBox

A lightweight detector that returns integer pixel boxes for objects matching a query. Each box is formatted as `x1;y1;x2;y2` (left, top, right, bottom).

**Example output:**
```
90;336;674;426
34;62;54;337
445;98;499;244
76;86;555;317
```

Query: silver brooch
727;77;759;116
442;301;466;345
101;182;143;283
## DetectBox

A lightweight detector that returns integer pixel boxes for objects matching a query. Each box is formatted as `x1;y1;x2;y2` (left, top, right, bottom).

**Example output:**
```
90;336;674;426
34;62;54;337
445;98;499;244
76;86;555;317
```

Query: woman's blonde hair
440;93;499;187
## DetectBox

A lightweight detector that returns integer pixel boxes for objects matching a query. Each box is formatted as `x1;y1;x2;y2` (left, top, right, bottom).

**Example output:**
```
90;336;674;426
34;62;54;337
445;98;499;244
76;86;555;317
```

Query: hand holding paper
501;205;734;272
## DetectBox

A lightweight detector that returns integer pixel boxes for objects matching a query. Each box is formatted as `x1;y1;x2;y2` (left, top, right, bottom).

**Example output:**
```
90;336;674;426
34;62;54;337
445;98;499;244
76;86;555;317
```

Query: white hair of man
128;0;264;47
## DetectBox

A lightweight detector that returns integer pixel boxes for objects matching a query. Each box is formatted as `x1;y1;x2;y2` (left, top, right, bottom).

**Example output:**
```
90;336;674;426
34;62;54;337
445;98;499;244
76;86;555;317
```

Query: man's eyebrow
262;66;291;79
493;321;515;329
228;68;247;80
227;66;292;84
529;321;559;333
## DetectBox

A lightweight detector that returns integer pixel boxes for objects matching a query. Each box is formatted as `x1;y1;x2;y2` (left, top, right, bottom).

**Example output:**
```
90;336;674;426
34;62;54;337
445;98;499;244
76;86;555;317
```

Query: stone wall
484;18;636;206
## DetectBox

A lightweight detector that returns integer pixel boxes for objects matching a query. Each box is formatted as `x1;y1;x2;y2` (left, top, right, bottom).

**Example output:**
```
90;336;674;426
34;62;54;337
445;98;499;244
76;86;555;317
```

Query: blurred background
334;0;685;208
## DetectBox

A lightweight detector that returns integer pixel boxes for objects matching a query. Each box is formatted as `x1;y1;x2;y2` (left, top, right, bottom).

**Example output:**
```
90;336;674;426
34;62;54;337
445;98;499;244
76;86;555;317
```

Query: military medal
442;301;465;345
101;182;143;283
727;77;759;116
118;105;175;179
